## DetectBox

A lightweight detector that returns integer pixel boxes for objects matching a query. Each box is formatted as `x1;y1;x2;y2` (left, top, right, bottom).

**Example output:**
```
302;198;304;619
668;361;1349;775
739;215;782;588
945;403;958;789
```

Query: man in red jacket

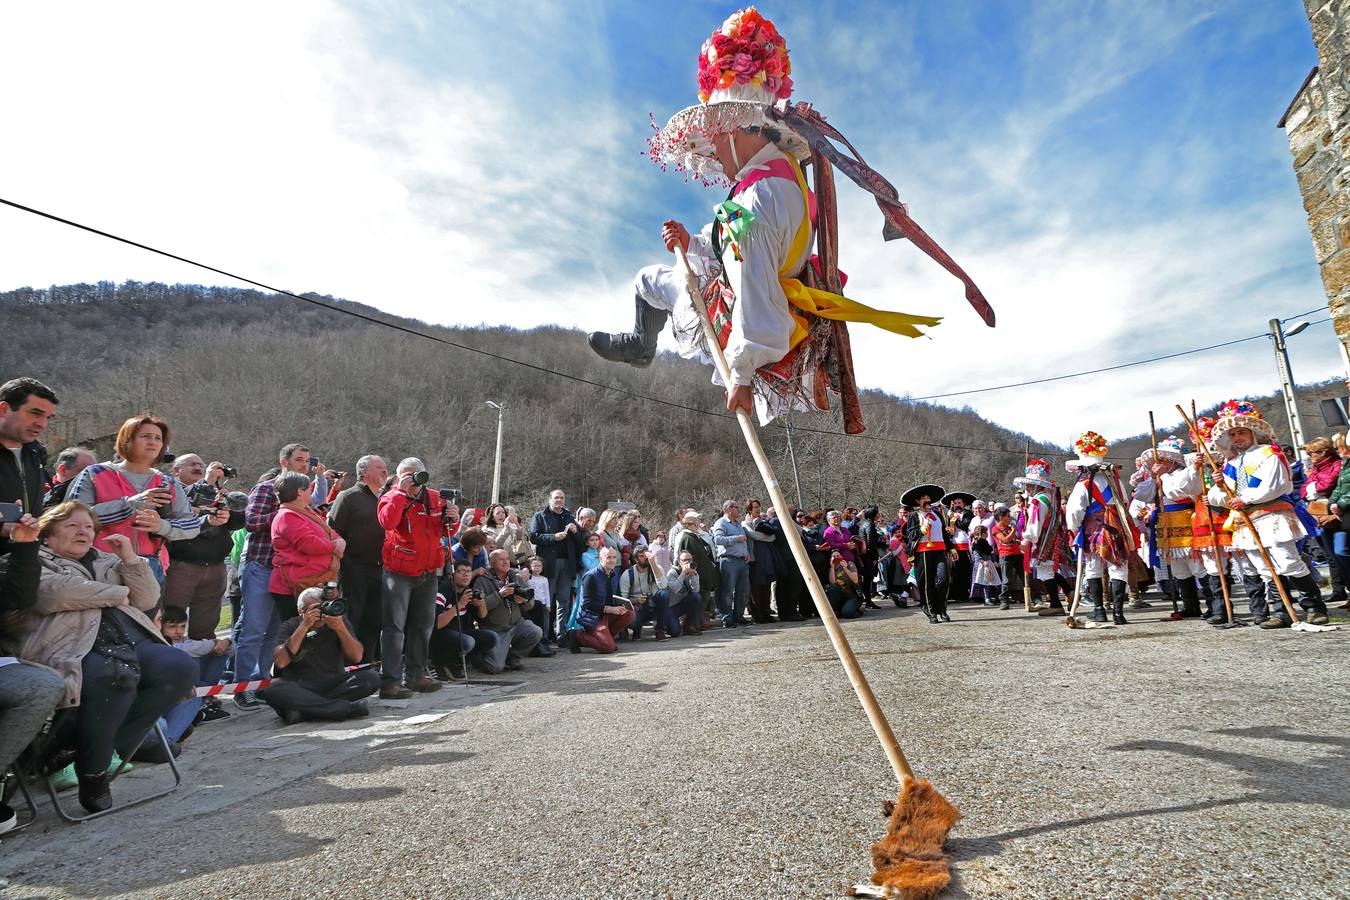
377;457;448;699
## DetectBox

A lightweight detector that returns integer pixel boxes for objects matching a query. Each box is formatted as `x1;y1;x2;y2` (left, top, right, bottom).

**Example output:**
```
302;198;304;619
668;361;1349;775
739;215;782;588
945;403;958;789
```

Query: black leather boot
1205;574;1229;624
78;772;112;813
1177;577;1203;617
1110;579;1129;624
1087;579;1107;622
1242;574;1268;623
1291;572;1329;621
587;294;669;367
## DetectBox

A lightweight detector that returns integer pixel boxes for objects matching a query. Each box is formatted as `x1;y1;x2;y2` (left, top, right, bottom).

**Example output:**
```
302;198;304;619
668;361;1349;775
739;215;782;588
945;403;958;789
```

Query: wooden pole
674;245;914;784
1149;411;1180;616
1065;547;1088;619
1174;405;1301;623
1192;399;1234;621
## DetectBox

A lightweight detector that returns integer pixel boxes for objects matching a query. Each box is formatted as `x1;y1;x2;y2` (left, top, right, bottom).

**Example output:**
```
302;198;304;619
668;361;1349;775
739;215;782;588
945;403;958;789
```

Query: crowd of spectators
11;374;1343;827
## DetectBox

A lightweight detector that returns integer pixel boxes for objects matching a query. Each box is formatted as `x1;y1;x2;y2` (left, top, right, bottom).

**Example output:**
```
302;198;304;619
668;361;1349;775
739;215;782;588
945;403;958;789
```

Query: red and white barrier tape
194;663;373;698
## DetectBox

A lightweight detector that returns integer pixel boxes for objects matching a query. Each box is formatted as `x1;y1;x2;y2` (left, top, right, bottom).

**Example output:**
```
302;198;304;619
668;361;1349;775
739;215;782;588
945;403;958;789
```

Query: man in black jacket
530;489;585;644
327;454;389;663
0;378;57;551
164;454;243;640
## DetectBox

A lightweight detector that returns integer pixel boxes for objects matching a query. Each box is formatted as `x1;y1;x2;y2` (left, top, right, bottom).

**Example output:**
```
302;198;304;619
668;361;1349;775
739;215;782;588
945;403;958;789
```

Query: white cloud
0;0;1340;448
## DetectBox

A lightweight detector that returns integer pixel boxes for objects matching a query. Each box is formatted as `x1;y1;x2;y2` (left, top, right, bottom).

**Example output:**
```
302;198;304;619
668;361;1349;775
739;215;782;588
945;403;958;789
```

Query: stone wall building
1281;1;1350;380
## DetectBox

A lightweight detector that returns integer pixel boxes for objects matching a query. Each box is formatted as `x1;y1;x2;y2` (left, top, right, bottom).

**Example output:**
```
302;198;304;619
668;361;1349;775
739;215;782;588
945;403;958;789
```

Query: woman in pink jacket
269;472;344;622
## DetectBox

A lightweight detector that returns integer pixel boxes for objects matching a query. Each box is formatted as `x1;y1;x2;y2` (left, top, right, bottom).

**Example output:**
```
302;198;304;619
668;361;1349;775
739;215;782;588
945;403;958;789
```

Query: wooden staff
674;245;915;784
1193;399;1235;623
1064;545;1089;623
1174;405;1301;623
1149;411;1180;616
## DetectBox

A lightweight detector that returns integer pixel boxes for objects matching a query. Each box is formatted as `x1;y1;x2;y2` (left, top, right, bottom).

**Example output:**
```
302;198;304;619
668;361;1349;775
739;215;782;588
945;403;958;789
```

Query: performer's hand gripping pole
674;245;915;785
1175;405;1301;624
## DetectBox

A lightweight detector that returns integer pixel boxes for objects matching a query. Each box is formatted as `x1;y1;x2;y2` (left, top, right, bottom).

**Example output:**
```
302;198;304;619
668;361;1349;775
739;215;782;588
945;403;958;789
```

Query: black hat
942;491;976;507
901;483;946;507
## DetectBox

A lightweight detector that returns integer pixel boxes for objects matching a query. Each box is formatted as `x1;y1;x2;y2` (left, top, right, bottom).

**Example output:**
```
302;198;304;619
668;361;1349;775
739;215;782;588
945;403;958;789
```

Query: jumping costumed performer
589;8;995;895
1064;432;1139;625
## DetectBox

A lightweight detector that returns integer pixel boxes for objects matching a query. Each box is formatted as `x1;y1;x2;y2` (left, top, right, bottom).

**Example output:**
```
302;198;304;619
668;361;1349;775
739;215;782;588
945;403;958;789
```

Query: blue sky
0;1;1340;443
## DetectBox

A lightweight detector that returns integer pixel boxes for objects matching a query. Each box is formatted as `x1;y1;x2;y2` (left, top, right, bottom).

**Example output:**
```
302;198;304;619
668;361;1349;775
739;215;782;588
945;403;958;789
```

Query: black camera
468;588;483;600
410;470;430;486
221;464;238;479
318;581;347;617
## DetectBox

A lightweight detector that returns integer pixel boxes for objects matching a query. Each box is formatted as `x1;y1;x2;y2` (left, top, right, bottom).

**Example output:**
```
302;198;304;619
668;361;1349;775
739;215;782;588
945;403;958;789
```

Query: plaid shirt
243;479;280;567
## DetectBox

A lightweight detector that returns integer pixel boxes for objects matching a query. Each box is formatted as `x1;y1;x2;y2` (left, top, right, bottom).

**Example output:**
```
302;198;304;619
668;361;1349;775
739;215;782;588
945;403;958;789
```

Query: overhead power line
0;196;1313;465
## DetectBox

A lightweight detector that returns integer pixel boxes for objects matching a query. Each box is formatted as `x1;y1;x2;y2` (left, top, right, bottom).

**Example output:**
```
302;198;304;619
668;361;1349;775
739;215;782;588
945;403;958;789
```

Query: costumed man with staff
1130;436;1206;619
943;491;975;604
1203;401;1331;628
1186;416;1246;624
586;9;997;891
1064;431;1138;625
902;484;952;624
1017;459;1068;616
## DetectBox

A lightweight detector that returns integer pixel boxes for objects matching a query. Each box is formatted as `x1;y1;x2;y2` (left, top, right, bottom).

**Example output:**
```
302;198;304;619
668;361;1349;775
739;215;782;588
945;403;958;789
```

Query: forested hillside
0;280;1129;519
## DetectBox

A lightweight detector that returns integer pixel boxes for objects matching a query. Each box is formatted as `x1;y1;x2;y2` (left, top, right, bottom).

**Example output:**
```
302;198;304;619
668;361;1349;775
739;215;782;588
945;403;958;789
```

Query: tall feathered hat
1066;431;1111;471
1189;415;1217;449
1140;436;1186;469
647;7;810;181
1210;400;1276;451
1013;459;1054;490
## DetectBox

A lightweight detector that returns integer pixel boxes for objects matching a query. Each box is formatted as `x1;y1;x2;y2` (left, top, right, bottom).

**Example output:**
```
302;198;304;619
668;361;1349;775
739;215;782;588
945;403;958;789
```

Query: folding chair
40;721;184;824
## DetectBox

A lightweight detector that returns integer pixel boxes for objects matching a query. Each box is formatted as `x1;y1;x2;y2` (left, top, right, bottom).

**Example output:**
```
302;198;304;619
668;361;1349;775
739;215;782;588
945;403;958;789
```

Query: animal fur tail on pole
1174;404;1302;624
672;246;959;898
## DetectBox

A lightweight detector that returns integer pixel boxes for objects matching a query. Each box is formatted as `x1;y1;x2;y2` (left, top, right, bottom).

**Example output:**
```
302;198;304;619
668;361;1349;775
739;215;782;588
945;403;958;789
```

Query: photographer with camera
376;458;447;699
163;453;243;641
429;558;495;679
65;414;201;584
255;584;378;725
470;548;542;672
529;489;585;650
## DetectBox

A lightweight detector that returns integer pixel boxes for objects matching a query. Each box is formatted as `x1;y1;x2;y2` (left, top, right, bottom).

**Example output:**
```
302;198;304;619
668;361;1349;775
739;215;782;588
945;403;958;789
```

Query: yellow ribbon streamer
774;157;942;349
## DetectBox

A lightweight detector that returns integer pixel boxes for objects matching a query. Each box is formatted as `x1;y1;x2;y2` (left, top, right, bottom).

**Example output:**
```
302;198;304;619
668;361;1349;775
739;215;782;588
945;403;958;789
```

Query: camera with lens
410;470;430;486
220;464;238;479
318;581;347;617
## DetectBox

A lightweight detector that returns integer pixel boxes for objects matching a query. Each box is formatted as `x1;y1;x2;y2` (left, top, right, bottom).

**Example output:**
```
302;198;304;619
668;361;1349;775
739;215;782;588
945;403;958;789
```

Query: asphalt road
2;595;1347;899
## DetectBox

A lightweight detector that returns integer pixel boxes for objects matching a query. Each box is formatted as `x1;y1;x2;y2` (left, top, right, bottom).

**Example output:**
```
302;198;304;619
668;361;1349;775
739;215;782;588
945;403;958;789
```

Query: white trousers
1153;555;1205;580
635;264;683;313
1083;555;1129;581
1244;540;1309;582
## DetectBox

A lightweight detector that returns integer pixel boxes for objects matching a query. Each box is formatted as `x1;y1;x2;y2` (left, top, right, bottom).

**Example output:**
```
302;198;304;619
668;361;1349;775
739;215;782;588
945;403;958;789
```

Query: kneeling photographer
430;558;496;679
470;549;543;672
257;584;379;725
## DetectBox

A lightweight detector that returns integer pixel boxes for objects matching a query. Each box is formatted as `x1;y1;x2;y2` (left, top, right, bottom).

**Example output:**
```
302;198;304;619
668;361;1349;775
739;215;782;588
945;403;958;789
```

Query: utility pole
1268;318;1309;459
485;400;506;504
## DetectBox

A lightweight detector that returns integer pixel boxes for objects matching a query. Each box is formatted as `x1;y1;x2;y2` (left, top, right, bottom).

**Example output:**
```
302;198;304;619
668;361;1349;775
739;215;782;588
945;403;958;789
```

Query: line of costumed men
1125;401;1331;628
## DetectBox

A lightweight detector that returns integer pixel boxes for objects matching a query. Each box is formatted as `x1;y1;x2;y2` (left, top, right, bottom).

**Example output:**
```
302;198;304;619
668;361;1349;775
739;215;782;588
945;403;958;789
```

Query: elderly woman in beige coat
2;502;195;814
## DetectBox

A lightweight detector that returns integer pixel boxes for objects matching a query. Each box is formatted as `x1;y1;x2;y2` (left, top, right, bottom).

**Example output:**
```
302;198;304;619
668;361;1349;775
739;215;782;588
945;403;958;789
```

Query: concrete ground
1;592;1347;899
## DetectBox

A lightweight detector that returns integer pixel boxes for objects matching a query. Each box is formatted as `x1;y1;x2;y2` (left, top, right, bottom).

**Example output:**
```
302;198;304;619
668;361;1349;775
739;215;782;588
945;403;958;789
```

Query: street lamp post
485;400;506;504
1268;318;1309;459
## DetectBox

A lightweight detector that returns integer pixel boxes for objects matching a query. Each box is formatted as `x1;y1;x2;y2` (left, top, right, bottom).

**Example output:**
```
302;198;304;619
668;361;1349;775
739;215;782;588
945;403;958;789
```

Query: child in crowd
573;532;603;599
970;524;1001;607
525;556;554;655
992;509;1024;611
141;607;231;759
